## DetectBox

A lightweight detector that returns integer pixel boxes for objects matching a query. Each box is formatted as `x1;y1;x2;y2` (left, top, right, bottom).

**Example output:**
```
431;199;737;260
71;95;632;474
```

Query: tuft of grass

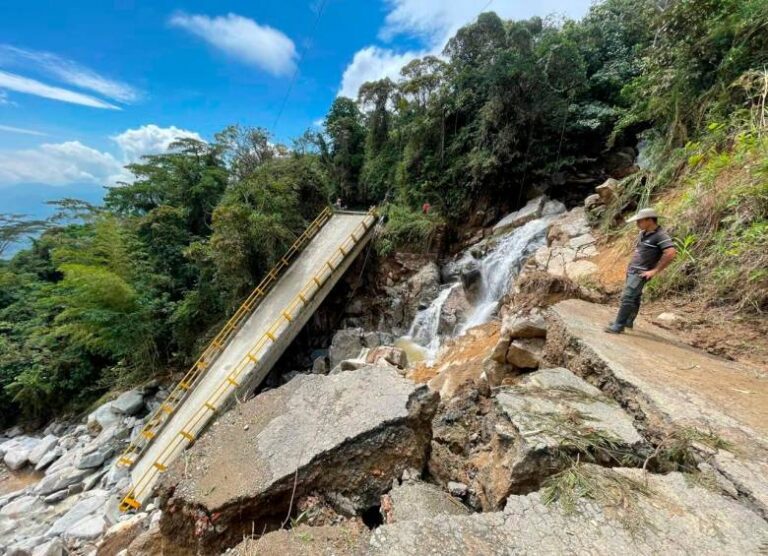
528;409;644;468
375;203;442;256
542;463;654;533
644;427;732;473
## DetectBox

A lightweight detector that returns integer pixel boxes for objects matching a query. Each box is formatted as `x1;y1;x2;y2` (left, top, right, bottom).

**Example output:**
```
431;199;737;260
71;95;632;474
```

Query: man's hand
640;269;658;280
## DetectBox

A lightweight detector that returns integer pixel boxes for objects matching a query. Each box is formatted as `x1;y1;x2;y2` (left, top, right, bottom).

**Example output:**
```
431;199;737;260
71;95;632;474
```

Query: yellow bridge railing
120;209;377;511
115;206;334;471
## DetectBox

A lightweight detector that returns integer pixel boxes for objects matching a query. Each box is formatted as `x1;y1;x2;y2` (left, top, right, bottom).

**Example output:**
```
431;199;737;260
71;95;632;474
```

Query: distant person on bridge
605;208;677;334
422;202;431;215
334;197;346;210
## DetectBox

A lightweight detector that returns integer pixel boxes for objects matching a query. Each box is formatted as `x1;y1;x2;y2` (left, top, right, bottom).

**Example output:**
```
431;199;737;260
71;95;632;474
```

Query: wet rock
111;390;145;416
382;480;469;524
492;196;546;236
406;262;440;311
368;466;768;555
157;366;438;553
438;285;471;336
459;262;482;294
27;435;58;466
505;338;544;368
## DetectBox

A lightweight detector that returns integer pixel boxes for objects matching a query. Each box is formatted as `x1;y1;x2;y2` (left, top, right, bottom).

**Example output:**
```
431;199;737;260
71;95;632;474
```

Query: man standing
605;208;677;334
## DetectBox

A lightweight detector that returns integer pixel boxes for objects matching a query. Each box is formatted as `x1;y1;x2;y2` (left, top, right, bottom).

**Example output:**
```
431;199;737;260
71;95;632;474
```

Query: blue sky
0;0;592;213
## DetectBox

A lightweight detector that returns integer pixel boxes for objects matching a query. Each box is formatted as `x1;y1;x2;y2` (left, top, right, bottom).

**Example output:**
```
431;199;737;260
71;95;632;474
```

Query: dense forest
1;0;766;425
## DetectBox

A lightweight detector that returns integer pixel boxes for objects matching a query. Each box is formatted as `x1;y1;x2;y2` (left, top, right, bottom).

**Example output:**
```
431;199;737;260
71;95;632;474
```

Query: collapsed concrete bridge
116;207;378;511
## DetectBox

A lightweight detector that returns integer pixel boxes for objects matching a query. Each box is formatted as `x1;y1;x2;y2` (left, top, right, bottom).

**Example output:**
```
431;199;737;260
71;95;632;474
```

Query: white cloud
0;45;140;103
0;141;124;186
170;12;297;76
111;124;203;162
0;90;12;105
0;125;203;187
339;0;593;98
0;70;120;110
339;47;424;99
0;124;48;137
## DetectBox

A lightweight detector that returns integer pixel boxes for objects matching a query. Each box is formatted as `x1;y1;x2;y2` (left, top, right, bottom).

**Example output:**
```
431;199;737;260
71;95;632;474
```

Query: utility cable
271;0;329;135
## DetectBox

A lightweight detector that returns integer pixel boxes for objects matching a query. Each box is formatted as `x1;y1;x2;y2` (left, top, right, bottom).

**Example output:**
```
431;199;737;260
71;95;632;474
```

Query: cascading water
399;217;551;363
458;218;550;332
398;283;460;363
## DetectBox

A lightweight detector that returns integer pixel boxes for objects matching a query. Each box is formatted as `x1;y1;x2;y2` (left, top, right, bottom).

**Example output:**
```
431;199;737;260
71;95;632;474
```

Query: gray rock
157;366;438;553
311;356;328;374
584;192;602;210
4;425;23;438
87;402;120;431
502;312;547;340
595;177;619;203
43;490;69;504
328;328;366;369
47;490;108;536
76;449;107;470
541;199;566;217
35;466;91;496
3;437;39;470
0;495;46;517
365;346;408;369
31;538;67;556
34;447;62;472
111;390;145;416
383;480;469;524
493;196;546;236
27;435;58;466
66;514;107;540
368;466;768;555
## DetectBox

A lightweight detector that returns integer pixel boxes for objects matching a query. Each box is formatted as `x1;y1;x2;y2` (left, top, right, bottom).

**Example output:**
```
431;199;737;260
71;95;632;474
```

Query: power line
271;0;329;135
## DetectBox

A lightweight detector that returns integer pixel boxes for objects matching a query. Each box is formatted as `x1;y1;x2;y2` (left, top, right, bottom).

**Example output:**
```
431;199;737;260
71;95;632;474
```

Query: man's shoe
604;323;625;334
625;322;634;329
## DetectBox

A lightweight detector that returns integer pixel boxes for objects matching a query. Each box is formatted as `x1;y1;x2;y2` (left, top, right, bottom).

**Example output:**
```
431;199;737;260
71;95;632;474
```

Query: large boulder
328;329;395;370
368;465;768;555
157;366;438;553
27;434;58;467
492;196;546;236
111;390;145;416
406;262;441;312
2;436;39;470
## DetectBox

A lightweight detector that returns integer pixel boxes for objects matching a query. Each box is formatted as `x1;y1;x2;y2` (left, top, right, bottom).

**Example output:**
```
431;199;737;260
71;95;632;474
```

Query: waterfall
459;218;549;333
398;216;551;363
401;283;460;362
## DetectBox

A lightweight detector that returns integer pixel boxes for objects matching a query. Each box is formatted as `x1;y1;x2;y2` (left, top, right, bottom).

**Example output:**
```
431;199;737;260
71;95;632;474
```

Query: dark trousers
614;273;647;327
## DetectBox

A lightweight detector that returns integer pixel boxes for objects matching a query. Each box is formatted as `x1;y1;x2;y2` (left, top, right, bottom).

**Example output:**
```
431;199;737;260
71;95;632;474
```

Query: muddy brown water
0;466;43;496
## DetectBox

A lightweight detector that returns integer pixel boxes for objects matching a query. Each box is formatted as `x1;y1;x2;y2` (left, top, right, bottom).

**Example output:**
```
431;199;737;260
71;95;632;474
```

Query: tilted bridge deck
119;208;377;510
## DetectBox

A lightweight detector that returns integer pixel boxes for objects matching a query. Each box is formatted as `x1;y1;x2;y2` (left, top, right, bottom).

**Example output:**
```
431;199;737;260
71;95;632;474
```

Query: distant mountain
1;183;107;257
